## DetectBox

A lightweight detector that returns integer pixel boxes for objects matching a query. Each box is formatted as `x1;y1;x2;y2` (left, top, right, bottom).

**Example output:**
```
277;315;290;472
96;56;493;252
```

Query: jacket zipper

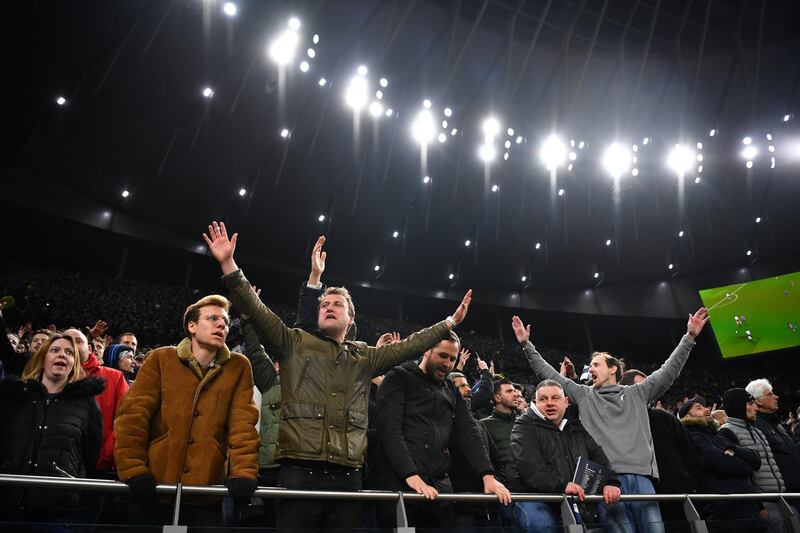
52;461;75;478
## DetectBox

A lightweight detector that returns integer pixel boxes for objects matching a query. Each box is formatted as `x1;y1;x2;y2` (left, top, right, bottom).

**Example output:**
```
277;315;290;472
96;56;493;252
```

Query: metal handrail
1;473;799;502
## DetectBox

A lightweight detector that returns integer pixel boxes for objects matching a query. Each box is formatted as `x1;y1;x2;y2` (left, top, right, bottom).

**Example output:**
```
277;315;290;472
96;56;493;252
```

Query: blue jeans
512;501;562;532
598;474;664;533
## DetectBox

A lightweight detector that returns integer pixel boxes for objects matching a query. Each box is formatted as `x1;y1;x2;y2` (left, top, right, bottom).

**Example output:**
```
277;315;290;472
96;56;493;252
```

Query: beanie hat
678;395;706;419
105;344;135;371
722;388;754;421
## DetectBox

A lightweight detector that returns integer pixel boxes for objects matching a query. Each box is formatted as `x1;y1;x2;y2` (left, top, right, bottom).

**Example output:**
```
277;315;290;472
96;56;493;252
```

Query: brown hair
591;352;625;383
183;294;231;337
620;369;647;385
318;286;356;319
32;329;54;339
22;333;84;384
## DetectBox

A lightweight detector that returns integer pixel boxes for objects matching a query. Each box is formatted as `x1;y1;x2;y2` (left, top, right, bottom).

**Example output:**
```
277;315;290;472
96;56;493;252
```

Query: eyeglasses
201;314;231;328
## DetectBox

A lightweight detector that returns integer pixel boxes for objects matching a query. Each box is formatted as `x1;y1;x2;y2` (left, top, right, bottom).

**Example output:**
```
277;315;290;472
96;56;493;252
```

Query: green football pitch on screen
698;271;800;358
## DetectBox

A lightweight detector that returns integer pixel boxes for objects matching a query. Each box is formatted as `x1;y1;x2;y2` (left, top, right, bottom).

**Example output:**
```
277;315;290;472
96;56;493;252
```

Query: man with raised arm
203;221;473;530
511;308;708;533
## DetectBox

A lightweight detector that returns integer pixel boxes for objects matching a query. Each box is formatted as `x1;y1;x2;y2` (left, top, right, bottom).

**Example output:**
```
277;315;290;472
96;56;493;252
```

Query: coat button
183;466;189;473
329;425;334;429
193;411;200;417
424;444;430;450
188;438;194;444
331;392;337;397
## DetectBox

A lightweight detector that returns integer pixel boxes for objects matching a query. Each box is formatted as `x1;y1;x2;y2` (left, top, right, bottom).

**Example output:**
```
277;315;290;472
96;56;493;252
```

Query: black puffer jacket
754;411;800;492
480;409;517;486
0;377;104;516
681;416;767;529
511;407;619;493
373;360;493;491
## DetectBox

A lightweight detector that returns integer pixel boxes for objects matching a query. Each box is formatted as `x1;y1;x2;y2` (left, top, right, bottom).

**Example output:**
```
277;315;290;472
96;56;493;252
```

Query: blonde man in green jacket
204;221;472;530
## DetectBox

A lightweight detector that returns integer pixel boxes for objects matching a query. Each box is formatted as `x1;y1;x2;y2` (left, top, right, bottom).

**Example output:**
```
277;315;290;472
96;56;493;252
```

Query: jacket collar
725;416;751;428
491;408;517;422
681;415;718;431
177;338;230;379
81;353;100;372
758;411;780;425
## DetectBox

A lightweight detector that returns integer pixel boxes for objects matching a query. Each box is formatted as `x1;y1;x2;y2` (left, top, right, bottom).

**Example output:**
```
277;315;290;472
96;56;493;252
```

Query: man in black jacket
480;379;518;487
511;379;621;531
374;331;511;528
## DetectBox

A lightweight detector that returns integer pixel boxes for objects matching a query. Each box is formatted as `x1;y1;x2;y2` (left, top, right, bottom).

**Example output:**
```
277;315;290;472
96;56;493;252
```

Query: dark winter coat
681;416;766;526
648;407;705;493
0;376;104;516
373;360;494;492
753;411;800;492
470;369;494;419
480;408;517;486
510;407;619;494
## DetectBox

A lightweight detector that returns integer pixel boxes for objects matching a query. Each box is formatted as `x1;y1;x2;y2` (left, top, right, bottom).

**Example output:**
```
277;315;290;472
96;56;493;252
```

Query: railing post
163;482;188;533
560;495;584;532
395;491;415;533
778;495;800;533
683;496;709;533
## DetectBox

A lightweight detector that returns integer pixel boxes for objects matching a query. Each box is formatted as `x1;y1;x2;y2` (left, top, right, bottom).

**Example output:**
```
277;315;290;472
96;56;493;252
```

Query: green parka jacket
223;269;452;468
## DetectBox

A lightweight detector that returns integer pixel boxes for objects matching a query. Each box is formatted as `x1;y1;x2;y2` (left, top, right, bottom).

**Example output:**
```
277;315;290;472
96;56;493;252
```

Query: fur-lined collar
0;376;106;399
681;415;719;430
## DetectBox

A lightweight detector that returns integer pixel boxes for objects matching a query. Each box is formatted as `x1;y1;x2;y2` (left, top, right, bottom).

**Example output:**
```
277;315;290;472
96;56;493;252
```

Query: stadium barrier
1;473;799;533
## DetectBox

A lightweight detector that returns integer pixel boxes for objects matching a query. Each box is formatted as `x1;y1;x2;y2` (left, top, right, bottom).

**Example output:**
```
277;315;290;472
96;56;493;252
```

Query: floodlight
578;141;585;149
318;214;325;222
280;128;290;138
602;143;632;178
444;107;452;117
558;188;565;196
313;34;320;44
741;146;757;160
503;152;509;161
369;101;383;118
121;190;130;198
268;29;300;65
755;217;761;223
784;114;791;122
376;90;383;100
539;135;567;171
507;128;515;136
299;61;309;72
697;142;703;150
504;140;511;149
521;275;527;282
631;168;639;176
379;78;388;88
423;175;431;184
746;250;752;256
482;117;500;138
448;273;455;280
593;272;600;279
288;17;301;30
535;242;541;250
568;151;577;161
373;265;380;272
605;239;611;246
385;108;394;117
307;48;315;58
357;65;368;76
668;263;674;270
223;2;237;16
437;133;447;143
766;133;772;141
56;96;66;106
238;188;247;196
742;136;752;145
666;144;696;176
694;177;701;184
392;231;399;238
678;230;684;237
411;109;436;145
451;128;458;136
318;78;327;86
746;161;754;169
491;184;499;192
442;120;448;129
478;143;496;162
464;240;471;247
202;87;214;98
344;75;369;111
516;136;523;144
423;99;431;109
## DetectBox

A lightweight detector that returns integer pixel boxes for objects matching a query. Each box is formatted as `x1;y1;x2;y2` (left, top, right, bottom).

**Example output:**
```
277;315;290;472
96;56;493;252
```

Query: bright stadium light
299;61;309;72
223;2;237;16
464;240;471;247
56;96;66;106
411;109;436;145
448;273;455;280
357;65;368;76
602;143;632;178
423;175;431;184
491;184;499;192
121;190;130;198
307;48;315;58
344;75;369;111
666;144;696;176
482;117;500;138
437;133;447;143
742;136;752;145
422;99;432;109
238;188;247;196
741;146;757;161
288;17;301;30
318;78;327;86
268;28;300;65
535;242;541;250
318;214;325;222
202;87;214;98
478;143;496;162
280;128;290;138
379;78;388;88
539;134;568;171
392;231;399;238
369;101;383;118
444;107;452;117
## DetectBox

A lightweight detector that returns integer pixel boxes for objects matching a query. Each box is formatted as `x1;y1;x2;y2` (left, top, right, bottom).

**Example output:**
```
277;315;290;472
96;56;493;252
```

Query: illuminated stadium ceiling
5;0;800;290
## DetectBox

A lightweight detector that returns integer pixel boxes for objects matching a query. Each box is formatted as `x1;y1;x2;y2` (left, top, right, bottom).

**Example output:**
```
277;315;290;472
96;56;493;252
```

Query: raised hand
375;332;401;348
456;348;471;370
565;481;586;501
511;316;531;346
88;320;108;339
308;236;327;286
686;307;709;339
483;475;512;505
476;355;489;372
488;359;495;375
17;322;32;338
202;221;239;274
251;285;262;299
406;474;438;500
560;356;577;379
450;289;472;326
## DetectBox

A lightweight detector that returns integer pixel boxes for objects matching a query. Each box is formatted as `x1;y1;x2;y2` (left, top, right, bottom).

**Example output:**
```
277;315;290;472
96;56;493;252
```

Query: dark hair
591;352;625;383
620;369;647;386
493;378;514;396
448;371;466;383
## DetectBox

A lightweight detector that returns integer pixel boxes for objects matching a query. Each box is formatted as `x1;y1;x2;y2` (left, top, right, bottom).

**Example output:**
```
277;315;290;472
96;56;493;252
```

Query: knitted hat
678;395;706;419
105;344;135;371
722;388;754;421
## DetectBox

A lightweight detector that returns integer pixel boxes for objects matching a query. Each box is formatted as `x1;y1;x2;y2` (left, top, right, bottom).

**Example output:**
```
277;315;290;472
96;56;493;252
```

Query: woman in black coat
0;333;104;526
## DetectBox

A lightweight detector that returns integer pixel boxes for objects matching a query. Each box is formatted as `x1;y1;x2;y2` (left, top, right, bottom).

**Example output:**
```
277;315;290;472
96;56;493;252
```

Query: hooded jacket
114;339;259;485
104;344;135;385
373;360;494;491
222;269;452;468
510;405;619;494
0;376;104;515
81;353;128;471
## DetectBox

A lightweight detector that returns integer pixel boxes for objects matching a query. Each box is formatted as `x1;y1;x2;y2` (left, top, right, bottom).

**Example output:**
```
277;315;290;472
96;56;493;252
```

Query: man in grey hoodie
511;308;708;533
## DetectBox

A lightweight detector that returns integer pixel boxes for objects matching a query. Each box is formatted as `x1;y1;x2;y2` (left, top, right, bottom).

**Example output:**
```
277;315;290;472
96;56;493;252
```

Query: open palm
203;221;238;265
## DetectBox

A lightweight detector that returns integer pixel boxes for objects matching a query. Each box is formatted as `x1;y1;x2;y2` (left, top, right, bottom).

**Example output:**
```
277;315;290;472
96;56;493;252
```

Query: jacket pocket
345;410;368;460
147;430;171;478
279;403;325;455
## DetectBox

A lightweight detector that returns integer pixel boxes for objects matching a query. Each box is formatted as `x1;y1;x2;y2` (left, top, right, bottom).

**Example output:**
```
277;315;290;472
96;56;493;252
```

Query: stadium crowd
1;221;800;532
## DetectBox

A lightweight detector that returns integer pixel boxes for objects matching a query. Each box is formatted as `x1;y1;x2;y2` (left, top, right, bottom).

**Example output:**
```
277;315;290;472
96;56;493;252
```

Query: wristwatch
445;316;457;329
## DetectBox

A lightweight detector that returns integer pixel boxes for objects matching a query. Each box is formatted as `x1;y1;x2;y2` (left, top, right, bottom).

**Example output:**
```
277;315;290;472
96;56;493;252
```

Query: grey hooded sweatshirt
521;335;696;479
